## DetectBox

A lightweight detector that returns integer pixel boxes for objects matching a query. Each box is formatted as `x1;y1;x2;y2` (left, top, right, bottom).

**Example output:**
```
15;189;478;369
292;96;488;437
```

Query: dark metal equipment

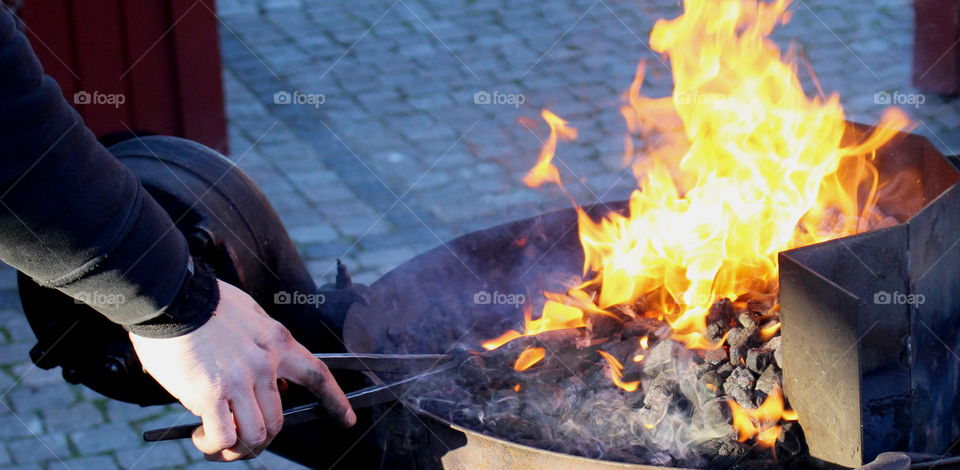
780;126;960;467
17;136;380;468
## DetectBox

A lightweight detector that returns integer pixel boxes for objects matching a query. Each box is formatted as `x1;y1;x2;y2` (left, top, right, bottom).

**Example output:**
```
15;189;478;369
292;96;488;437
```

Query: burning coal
411;0;911;467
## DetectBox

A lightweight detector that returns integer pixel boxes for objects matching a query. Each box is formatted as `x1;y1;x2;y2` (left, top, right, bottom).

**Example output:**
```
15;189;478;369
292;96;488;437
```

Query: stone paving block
7;433;70;465
354;247;418;271
106;400;167;425
0;342;32;365
8;384;75;415
0;316;35;345
288;224;341;245
10;363;67;388
116;445;188;470
249;450;312;470
71;423;139;455
0;266;16;290
0;405;43;440
42;402;104;433
61;455;119;470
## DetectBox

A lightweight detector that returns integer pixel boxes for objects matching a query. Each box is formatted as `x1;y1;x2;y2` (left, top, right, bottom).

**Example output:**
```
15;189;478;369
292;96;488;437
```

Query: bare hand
130;280;356;461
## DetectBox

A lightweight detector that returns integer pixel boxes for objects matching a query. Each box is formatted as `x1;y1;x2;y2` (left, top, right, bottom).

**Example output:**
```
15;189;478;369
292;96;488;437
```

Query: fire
498;0;906;352
596;350;641;392
729;388;798;446
759;321;782;340
514;347;546;371
480;0;911;445
482;299;587;350
523;110;578;188
632;335;650;362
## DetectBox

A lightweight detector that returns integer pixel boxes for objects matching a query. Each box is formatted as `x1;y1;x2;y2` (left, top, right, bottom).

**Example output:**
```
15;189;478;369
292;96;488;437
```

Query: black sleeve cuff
125;257;220;338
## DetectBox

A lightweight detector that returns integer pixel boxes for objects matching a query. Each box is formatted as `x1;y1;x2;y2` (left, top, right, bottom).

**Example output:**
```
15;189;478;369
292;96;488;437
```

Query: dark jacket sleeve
0;7;215;337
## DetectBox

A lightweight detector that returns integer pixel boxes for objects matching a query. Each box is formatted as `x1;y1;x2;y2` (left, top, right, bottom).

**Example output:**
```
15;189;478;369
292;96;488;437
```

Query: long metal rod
143;365;450;442
312;353;450;372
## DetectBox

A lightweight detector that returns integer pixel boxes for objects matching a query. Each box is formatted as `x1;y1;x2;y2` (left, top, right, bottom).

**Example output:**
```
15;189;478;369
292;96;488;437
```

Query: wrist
126;257;220;338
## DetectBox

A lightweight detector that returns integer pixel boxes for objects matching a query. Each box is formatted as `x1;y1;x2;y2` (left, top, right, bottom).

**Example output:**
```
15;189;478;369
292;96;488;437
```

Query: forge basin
344;123;960;469
343;200;701;469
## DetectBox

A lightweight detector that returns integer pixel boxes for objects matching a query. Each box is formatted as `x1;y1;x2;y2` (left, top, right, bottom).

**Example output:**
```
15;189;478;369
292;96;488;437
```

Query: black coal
408;294;807;469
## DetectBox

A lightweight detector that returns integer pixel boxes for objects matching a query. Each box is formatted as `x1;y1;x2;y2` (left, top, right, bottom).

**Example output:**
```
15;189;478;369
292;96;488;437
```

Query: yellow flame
760;321;782;340
523;110;578;188
728;388;795;446
514;347;546;371
497;0;908;350
597;350;641;392
482;298;588;350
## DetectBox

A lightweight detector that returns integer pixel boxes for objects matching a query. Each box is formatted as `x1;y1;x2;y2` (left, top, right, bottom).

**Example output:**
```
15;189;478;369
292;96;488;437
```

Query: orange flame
482;299;588;350
523;110;578;188
597;350;641;392
760;321;782;340
728;388;797;446
514;347;546;371
499;0;908;354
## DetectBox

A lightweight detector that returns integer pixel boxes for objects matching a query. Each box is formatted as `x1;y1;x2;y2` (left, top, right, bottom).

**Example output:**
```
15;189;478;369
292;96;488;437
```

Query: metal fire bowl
344;122;959;469
344;200;696;469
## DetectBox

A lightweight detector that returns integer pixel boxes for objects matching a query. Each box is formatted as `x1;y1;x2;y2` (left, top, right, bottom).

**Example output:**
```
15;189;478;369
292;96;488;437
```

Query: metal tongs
142;353;452;442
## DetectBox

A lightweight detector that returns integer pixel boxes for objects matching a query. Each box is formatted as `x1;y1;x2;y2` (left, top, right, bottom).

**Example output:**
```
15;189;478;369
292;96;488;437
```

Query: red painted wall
16;0;229;153
914;0;960;94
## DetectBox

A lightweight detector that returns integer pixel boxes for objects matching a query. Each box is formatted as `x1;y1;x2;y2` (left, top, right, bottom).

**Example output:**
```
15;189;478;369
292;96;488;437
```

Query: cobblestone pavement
1;0;958;468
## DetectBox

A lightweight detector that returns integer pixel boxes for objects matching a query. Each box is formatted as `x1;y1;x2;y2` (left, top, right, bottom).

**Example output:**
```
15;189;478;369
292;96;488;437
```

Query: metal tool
142;353;452;442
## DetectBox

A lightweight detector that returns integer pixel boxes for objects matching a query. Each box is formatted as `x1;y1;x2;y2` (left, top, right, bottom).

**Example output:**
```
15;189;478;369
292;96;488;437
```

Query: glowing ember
514;346;546;371
729;388;798;446
596;350;641;392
